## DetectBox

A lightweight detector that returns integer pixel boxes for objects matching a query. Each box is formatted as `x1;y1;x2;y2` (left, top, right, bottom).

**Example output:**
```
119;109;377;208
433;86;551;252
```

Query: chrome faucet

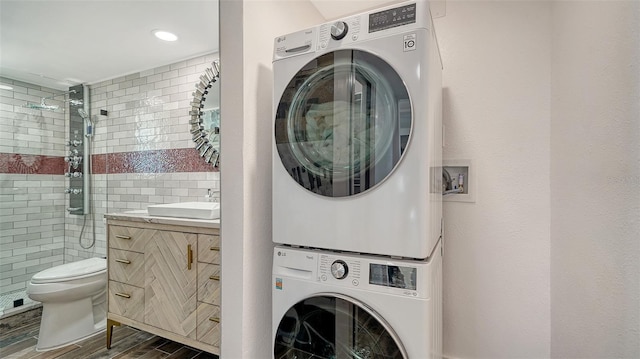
206;189;220;202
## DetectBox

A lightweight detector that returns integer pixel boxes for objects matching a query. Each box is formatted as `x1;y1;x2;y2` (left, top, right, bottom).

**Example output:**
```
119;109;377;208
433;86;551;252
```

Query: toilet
26;257;107;351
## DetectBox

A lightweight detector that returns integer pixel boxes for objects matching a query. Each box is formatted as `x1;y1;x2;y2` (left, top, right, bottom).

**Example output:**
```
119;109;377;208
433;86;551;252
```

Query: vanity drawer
197;234;220;264
196;302;221;347
109;225;154;252
109;249;144;287
109;281;144;323
197;263;221;305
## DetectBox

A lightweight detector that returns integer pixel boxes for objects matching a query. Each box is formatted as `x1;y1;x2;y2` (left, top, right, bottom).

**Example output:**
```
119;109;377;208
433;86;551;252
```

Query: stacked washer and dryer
271;1;443;358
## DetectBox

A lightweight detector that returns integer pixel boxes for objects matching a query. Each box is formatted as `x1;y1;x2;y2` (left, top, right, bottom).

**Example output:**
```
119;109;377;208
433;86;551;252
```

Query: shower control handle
64;155;82;163
65;172;83;178
64;155;82;168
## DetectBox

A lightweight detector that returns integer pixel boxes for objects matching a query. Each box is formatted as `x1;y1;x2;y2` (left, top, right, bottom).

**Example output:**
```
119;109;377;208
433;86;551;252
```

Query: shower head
24;103;59;111
23;98;59;111
77;108;89;120
78;108;94;138
22;89;77;111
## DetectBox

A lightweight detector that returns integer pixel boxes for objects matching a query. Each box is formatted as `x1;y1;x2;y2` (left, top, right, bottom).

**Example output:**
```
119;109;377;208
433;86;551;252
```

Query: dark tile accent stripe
0;153;64;175
1;148;216;175
92;148;216;174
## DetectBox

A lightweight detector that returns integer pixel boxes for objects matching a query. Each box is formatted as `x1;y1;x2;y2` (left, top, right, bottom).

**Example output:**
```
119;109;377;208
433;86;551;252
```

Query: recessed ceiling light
0;84;13;90
153;30;178;42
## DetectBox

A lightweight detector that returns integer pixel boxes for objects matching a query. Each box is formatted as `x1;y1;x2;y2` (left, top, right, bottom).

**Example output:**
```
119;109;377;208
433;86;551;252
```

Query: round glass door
275;50;411;197
274;295;406;359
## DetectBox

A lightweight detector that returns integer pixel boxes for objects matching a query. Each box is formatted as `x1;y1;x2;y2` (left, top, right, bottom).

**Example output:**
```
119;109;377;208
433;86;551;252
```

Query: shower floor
0;289;40;319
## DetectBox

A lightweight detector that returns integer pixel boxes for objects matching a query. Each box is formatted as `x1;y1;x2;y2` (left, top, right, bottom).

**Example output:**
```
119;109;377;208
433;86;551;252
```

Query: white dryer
272;243;443;358
272;0;443;258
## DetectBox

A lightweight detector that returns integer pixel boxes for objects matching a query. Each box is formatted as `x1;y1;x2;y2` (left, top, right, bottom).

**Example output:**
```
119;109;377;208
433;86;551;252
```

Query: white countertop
105;210;220;229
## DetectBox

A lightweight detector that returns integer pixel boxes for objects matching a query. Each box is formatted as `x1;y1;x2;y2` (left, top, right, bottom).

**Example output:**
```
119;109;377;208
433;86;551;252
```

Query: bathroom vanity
104;211;221;355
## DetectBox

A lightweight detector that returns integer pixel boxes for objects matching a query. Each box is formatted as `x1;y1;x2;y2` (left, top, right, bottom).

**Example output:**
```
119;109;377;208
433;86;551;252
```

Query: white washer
272;242;442;358
272;0;443;258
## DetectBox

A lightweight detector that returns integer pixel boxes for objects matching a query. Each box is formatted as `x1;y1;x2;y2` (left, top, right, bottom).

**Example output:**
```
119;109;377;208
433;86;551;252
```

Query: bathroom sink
147;202;220;220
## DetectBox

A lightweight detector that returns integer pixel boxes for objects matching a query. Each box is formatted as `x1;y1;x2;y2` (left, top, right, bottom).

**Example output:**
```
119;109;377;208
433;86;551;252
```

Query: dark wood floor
0;308;219;359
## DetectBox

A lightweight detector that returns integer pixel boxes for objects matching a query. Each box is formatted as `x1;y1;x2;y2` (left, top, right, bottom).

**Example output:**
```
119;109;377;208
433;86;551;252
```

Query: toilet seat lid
31;257;106;283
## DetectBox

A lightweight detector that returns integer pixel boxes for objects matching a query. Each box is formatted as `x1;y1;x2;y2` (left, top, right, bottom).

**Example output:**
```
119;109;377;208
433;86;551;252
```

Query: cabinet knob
209;317;220;323
210;246;220;251
115;235;131;240
209;275;220;281
115;259;131;264
115;292;131;299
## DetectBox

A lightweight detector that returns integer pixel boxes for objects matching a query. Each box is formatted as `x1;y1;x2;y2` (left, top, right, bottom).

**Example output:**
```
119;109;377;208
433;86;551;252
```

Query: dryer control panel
369;263;417;290
273;246;436;298
368;3;417;33
273;0;432;61
318;254;417;291
316;250;430;298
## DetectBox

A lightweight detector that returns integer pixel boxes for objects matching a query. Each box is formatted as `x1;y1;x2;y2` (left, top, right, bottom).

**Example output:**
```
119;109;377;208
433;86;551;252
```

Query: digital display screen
369;4;417;33
369;264;417;290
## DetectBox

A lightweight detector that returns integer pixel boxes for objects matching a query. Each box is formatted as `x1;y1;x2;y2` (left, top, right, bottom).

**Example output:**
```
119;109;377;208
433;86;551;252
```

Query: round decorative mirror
190;59;220;167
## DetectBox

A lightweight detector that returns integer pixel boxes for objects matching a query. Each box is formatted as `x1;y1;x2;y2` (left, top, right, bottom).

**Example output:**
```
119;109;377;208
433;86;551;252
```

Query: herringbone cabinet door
144;230;198;339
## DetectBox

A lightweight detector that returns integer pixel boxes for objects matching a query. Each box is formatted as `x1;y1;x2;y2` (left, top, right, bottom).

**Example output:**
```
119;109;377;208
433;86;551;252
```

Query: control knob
65;172;83;178
330;260;348;279
330;21;348;40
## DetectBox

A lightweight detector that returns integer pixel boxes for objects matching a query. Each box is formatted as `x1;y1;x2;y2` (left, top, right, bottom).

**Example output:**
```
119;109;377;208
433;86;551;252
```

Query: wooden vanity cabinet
105;216;221;355
196;234;222;347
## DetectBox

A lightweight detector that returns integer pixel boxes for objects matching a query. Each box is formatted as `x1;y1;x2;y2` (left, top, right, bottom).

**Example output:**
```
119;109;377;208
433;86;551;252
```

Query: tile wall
67;53;221;261
0;53;220;298
0;82;67;297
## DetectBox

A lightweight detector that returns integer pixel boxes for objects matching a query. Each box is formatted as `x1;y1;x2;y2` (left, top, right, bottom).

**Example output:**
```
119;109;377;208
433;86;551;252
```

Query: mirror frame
189;60;220;167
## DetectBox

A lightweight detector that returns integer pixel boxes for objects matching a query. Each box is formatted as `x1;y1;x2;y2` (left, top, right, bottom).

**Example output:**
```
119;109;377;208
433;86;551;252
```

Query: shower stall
0;79;97;318
0;54;222;320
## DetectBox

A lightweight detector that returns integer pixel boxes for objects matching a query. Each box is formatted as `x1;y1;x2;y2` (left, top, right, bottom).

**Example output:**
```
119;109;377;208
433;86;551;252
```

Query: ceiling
0;0;431;91
0;1;220;90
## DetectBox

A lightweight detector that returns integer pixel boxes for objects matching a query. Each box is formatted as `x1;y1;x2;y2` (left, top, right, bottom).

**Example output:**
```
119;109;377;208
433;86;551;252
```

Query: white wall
219;1;324;357
434;2;552;357
550;1;640;357
220;0;639;357
437;1;640;357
